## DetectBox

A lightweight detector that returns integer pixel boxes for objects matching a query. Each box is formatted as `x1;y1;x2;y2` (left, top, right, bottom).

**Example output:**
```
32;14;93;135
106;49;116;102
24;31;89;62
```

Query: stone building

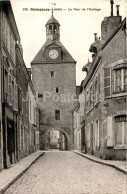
0;0;39;171
73;86;85;151
31;13;76;150
77;1;126;160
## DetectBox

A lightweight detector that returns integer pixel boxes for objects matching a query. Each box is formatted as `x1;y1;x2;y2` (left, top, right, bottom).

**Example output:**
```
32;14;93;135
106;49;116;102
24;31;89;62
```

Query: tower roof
46;14;60;26
31;39;76;64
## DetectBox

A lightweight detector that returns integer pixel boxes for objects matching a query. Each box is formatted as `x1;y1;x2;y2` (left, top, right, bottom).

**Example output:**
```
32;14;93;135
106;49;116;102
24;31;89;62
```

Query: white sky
11;0;126;85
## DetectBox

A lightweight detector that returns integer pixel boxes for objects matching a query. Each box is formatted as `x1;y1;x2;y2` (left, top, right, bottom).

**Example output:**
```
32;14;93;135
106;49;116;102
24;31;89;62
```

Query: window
54;25;57;34
14;83;18;111
18;88;22;113
114;68;127;93
104;67;111;98
4;70;8;101
115;115;127;146
34;107;36;124
79;132;81;147
95;120;99;148
12;80;14;107
38;93;43;98
86;90;89;110
49;25;52;33
90;85;93;109
123;68;127;91
8;73;12;105
51;71;54;77
55;110;60;120
94;74;100;103
56;87;59;93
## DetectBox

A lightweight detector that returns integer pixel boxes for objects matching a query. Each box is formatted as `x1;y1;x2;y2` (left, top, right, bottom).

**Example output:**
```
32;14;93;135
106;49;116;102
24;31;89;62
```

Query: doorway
7;119;15;164
90;124;94;155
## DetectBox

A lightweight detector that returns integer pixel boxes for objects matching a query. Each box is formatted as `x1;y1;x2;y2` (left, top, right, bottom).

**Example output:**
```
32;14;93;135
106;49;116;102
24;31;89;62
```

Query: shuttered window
114;68;127;93
115;115;127;146
90;85;93;109
8;73;12;105
124;68;127;91
114;69;122;92
4;70;8;101
12;81;14;107
94;74;100;104
14;83;18;111
104;67;111;98
116;121;127;146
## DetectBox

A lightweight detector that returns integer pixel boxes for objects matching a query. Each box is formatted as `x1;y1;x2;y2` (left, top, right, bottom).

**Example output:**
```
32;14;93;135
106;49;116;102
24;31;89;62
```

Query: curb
72;151;126;175
0;152;45;194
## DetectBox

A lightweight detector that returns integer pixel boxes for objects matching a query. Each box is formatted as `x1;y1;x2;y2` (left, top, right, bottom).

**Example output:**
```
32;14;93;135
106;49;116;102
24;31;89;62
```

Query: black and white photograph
0;0;126;193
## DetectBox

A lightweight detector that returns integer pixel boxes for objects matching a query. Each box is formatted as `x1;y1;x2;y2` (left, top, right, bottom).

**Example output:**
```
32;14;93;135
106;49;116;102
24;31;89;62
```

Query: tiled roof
31;39;76;64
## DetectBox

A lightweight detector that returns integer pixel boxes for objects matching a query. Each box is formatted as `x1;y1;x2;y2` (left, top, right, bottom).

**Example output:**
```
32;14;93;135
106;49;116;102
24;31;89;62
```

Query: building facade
31;13;76;150
73;90;85;151
74;2;126;160
0;0;39;171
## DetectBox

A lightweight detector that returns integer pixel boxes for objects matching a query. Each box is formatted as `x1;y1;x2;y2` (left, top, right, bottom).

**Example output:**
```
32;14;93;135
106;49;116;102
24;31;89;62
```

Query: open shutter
8;73;12;105
14;83;18;111
104;67;111;98
98;74;100;95
107;117;113;147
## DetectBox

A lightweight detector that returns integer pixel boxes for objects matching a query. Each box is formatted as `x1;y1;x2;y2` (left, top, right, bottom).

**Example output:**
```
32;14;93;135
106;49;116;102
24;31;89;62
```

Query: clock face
49;50;58;59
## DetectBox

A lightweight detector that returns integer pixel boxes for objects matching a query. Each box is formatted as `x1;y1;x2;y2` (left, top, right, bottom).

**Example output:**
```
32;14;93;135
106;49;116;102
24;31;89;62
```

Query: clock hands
49;50;58;59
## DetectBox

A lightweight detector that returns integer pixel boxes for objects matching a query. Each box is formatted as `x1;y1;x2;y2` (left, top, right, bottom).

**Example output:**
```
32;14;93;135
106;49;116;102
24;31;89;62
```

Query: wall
32;62;76;149
84;19;126;160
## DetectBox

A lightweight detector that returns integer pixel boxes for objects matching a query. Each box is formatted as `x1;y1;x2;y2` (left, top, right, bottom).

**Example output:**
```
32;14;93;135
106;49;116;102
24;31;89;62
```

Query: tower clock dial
49;49;58;59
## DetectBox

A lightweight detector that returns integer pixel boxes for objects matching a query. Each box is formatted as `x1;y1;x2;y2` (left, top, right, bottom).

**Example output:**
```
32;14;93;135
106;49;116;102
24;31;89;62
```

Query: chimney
101;0;122;40
116;5;120;16
94;33;97;41
110;0;114;16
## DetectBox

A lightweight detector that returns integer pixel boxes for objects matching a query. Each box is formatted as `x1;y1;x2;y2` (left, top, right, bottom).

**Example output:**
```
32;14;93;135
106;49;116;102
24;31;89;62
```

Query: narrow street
5;151;126;194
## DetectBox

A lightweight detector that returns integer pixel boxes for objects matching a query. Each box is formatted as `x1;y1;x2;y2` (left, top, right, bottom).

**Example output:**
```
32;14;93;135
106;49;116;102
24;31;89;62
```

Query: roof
46;15;60;26
82;18;126;89
1;0;21;42
31;39;76;64
99;17;126;51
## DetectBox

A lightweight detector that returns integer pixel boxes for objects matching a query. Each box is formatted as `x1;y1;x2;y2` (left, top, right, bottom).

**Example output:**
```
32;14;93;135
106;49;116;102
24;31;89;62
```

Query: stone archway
40;127;72;151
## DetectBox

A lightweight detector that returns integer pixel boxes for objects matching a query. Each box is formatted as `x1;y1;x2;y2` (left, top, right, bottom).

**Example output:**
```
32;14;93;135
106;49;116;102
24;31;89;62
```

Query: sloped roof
46;15;60;26
31;39;76;64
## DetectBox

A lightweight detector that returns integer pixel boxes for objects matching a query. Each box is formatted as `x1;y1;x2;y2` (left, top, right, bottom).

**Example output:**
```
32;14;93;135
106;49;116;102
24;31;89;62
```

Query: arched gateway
31;13;76;150
40;127;71;150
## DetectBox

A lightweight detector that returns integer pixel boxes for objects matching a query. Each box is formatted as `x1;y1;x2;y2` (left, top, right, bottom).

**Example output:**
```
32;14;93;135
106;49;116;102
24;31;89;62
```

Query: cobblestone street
5;151;126;194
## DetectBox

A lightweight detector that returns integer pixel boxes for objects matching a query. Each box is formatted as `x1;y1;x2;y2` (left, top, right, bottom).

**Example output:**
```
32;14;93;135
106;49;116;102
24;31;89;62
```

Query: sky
11;0;126;85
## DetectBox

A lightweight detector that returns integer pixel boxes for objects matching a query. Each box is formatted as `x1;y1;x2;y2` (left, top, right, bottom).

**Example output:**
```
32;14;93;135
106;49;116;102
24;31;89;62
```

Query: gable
31;39;76;64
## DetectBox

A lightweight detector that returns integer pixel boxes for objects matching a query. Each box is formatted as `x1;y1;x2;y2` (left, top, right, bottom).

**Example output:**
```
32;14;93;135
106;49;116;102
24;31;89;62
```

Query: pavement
0;150;126;194
4;151;126;194
73;150;127;174
0;151;44;194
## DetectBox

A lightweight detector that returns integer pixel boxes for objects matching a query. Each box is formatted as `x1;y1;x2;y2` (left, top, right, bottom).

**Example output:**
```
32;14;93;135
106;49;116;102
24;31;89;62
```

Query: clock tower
31;13;76;150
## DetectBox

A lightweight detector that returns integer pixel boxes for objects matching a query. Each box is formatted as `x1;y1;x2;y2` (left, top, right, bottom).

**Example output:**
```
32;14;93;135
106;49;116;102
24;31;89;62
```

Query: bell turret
45;13;60;41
